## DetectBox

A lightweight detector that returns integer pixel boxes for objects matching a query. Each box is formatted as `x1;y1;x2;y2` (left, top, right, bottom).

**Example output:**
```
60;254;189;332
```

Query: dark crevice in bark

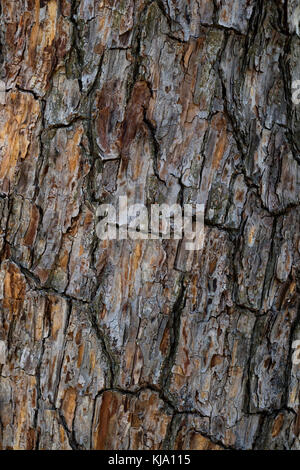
89;306;117;389
160;274;187;392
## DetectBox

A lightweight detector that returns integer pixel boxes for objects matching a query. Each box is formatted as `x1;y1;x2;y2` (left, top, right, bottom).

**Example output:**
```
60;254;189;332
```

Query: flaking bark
0;0;299;450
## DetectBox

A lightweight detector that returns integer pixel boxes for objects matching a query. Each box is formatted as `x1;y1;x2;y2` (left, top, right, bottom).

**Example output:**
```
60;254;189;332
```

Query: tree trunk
0;0;299;450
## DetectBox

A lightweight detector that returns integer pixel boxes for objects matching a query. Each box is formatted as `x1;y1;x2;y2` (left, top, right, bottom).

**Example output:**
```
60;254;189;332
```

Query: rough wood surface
0;0;300;450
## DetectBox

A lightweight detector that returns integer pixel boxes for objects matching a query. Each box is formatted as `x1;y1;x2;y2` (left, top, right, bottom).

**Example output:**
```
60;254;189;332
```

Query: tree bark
0;0;300;450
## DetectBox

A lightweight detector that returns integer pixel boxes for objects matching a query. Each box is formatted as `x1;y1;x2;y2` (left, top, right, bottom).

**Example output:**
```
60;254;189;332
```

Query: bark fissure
0;0;299;450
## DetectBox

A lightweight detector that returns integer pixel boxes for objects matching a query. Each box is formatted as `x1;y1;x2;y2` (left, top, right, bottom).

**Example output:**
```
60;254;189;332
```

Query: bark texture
0;0;300;450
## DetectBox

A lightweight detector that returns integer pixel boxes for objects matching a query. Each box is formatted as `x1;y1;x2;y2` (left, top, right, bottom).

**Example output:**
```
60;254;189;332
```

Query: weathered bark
0;0;299;450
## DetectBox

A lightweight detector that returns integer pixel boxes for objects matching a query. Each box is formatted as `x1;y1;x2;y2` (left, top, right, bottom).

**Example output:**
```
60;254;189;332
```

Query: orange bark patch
160;326;170;355
67;126;83;175
211;113;227;170
3;262;26;312
190;433;223;450
61;388;77;431
93;391;120;450
0;91;40;191
24;205;40;246
272;413;284;438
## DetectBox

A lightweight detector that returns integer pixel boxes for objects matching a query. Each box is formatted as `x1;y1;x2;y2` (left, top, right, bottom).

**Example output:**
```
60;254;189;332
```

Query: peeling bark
0;0;300;450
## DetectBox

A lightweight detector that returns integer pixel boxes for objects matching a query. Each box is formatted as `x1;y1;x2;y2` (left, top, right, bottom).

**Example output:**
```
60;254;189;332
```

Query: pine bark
0;0;300;450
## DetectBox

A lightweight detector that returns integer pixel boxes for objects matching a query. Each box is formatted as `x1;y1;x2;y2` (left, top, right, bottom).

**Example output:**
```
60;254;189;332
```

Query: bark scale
0;0;299;450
